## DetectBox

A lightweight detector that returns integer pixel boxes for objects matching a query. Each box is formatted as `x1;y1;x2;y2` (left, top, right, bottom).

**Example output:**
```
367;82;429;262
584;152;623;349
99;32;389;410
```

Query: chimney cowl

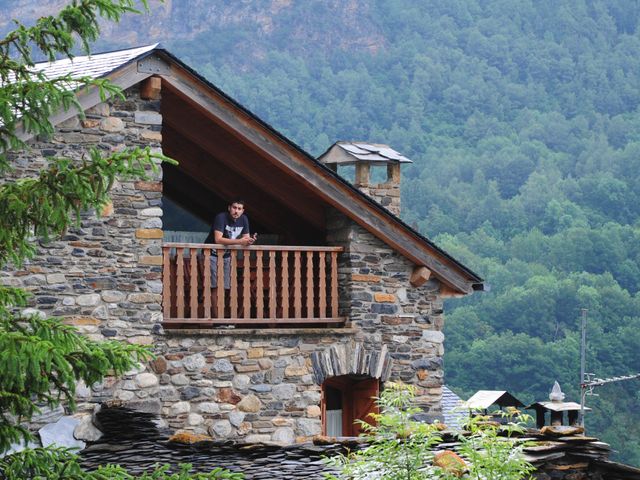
318;141;412;217
549;381;565;402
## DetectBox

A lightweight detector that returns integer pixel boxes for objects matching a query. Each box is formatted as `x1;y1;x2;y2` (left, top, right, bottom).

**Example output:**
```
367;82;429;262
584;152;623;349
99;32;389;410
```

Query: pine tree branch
0;147;175;268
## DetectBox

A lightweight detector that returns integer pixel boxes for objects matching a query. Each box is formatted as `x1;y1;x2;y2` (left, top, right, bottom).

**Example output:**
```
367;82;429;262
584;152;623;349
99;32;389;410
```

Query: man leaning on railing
204;198;257;291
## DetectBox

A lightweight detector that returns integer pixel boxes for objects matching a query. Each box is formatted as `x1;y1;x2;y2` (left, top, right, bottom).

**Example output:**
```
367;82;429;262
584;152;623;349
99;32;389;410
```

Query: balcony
162;243;346;327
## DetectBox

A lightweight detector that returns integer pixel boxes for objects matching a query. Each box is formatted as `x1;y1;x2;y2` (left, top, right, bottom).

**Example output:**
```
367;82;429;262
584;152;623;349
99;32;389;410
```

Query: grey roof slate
32;44;158;81
79;405;640;480
337;141;413;163
463;390;525;409
527;401;591;412
441;385;465;430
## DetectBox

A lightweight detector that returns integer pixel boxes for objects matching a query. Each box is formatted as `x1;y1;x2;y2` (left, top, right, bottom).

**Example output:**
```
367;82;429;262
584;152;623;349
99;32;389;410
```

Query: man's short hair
228;198;246;207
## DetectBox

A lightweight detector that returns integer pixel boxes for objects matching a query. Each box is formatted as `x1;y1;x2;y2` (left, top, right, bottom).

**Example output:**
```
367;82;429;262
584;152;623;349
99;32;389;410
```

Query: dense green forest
3;0;639;464
163;0;640;462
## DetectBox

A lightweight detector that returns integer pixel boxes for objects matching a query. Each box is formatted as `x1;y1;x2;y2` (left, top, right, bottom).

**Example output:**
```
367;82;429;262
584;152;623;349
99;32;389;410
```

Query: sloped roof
320;141;413;164
463;390;525;410
442;385;466;430
32;44;484;294
32;44;158;81
527;401;590;413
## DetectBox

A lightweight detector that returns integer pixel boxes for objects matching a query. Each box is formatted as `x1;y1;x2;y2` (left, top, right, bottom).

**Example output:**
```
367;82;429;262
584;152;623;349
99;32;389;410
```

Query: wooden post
281;251;289;318
306;251;314;318
243;251;251;319
162;246;171;319
330;251;338;317
176;249;185;318
140;76;161;100
189;248;198;318
256;251;264;319
294;251;302;318
216;250;224;318
318;251;326;318
269;250;277;318
230;250;238;318
203;248;211;318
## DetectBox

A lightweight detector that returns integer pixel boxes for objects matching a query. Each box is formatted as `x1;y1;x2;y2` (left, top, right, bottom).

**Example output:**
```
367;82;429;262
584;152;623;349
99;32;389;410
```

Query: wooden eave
38;47;483;294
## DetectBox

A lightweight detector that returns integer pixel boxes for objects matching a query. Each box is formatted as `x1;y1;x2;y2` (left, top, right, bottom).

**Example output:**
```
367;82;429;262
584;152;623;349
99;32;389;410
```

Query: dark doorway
321;376;379;437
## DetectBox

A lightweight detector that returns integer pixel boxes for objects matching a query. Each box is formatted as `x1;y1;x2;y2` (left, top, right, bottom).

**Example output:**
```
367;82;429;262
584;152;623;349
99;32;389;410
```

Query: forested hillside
167;1;640;462
3;0;640;463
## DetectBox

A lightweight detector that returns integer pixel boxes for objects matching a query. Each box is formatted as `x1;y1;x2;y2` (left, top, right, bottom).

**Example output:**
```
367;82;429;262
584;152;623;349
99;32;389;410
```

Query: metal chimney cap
549;381;565;402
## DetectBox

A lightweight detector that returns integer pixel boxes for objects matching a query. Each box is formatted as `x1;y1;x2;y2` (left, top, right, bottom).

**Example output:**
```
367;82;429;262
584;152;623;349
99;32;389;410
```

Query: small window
321;376;379;437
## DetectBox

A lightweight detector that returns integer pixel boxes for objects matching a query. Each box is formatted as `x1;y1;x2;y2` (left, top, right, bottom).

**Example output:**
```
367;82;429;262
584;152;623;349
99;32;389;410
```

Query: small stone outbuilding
4;45;484;443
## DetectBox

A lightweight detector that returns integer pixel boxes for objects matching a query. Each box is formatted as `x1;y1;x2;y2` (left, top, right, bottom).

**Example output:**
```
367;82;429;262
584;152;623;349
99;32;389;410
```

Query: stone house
6;44;484;443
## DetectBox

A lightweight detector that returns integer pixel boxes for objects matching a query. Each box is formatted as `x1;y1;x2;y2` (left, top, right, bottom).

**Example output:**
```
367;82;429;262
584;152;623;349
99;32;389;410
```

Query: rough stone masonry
3;83;448;443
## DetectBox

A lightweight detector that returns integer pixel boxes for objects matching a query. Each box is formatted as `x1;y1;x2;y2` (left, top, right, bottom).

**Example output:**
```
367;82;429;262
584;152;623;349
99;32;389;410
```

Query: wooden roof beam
158;58;476;294
162;130;320;238
162;97;326;232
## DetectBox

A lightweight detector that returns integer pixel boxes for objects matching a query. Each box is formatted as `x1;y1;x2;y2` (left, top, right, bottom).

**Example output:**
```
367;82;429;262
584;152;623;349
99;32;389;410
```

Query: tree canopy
0;2;169;476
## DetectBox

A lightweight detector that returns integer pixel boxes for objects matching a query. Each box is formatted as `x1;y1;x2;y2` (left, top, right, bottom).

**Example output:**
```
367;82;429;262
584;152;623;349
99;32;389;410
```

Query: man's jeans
210;254;231;289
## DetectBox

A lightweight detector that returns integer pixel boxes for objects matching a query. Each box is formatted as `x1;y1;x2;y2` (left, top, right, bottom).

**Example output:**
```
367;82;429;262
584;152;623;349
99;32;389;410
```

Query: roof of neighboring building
441;385;466;430
527;401;591;412
30;44;484;294
463;390;525;410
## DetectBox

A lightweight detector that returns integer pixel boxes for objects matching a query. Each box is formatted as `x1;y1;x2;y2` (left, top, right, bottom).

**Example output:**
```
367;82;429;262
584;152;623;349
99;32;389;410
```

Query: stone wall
149;329;363;442
1;84;165;427
4;82;448;443
326;209;445;418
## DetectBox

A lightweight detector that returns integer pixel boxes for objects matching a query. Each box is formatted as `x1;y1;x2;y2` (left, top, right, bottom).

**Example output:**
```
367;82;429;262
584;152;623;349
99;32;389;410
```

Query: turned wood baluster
189;248;198;318
281;251;289;319
243;251;251;319
318;251;326;318
256;251;264;319
269;250;277;318
294;251;302;318
162;246;172;319
176;248;185;318
216;249;224;318
306;251;314;318
330;251;338;318
230;250;238;318
203;248;212;318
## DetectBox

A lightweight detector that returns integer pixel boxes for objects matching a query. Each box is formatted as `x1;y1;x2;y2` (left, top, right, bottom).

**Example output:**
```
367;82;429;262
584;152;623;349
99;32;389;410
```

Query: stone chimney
319;142;412;216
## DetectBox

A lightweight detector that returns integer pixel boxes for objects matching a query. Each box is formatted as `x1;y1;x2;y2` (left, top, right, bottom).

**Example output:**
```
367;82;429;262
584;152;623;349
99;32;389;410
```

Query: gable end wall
3;84;448;443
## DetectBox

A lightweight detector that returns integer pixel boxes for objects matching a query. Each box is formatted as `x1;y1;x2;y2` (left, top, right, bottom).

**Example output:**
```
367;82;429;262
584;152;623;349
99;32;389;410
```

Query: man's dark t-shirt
204;212;250;256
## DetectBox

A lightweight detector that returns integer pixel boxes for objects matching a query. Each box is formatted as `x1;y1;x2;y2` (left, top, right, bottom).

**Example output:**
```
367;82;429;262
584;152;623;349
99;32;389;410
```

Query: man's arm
213;230;254;246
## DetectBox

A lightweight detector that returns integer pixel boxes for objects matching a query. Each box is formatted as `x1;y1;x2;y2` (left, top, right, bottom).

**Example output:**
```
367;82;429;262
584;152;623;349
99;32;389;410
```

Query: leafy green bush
324;383;534;480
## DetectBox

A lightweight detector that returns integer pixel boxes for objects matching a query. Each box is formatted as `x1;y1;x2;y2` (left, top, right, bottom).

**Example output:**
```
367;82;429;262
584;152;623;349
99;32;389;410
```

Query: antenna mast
579;308;640;427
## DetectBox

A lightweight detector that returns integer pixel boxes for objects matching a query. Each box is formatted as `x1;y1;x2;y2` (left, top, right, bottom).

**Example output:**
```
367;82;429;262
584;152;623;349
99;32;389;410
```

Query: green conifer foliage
0;0;168;456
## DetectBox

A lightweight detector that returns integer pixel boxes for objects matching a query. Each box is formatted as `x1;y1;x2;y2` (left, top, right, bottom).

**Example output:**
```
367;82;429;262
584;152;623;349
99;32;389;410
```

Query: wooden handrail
162;243;344;326
163;243;343;252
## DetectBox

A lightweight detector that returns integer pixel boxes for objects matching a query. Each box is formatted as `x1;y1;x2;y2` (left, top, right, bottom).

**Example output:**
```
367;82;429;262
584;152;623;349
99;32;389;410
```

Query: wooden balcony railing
161;243;345;326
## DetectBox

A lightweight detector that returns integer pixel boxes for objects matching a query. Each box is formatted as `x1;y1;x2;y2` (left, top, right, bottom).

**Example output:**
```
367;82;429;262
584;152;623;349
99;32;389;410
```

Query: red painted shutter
350;378;379;436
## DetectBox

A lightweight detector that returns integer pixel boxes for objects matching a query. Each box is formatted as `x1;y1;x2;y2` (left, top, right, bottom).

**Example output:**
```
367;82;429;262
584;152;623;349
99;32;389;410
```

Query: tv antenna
579;308;640;426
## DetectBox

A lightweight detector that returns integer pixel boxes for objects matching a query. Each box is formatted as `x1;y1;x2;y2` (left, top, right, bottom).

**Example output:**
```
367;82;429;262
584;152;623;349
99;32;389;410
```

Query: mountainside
3;0;640;464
